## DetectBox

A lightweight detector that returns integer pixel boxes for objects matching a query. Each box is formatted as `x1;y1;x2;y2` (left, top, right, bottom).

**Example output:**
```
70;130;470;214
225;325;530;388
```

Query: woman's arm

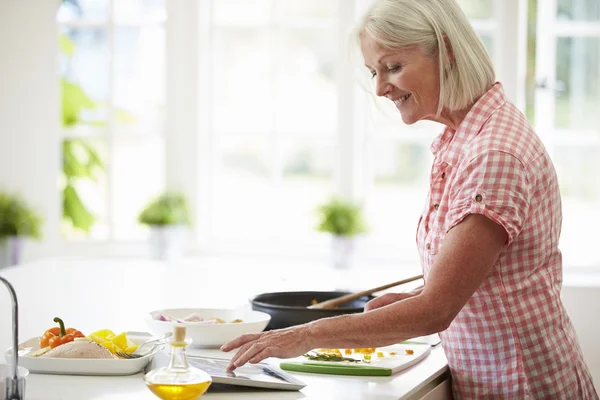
308;213;508;348
223;213;507;370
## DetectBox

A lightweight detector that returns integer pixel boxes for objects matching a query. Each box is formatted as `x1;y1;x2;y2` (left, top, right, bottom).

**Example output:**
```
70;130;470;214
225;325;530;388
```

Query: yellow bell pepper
87;329;138;355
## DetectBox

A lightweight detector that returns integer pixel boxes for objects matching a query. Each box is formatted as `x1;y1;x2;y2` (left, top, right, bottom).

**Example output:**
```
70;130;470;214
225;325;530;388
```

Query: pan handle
308;274;424;310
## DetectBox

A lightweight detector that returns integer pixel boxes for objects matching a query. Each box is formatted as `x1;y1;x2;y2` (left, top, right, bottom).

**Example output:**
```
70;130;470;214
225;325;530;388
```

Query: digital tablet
188;356;306;391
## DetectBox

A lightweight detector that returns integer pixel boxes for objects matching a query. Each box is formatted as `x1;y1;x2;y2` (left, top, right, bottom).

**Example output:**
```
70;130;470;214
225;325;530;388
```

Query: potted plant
0;191;43;268
316;197;367;269
138;192;192;261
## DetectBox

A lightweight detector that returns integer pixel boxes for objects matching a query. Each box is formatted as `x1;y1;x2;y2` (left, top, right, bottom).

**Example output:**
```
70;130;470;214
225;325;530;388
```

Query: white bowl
0;364;29;396
145;308;271;348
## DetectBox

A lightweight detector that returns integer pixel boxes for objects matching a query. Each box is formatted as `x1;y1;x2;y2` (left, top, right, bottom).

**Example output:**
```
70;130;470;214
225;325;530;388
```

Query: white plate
145;308;271;348
4;332;156;376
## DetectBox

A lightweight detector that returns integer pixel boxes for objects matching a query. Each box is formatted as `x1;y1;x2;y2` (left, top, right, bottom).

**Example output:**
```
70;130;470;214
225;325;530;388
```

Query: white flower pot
0;236;24;269
148;225;186;262
331;236;355;269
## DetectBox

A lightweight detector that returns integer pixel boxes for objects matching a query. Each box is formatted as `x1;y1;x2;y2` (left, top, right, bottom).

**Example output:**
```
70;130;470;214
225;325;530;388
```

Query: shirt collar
430;82;507;166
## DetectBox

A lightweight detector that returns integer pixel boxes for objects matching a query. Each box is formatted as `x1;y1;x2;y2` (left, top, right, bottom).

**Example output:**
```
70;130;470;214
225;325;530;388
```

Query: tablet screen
188;357;306;391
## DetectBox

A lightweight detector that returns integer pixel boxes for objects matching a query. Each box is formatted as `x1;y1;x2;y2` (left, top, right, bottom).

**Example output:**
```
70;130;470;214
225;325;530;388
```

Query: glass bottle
144;325;212;400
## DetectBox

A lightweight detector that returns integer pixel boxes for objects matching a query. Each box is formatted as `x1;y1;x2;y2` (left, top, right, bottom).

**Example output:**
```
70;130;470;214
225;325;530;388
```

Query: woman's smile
393;93;412;108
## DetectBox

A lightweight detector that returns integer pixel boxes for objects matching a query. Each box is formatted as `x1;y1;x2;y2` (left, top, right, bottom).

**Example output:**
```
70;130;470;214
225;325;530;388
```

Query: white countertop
0;257;448;399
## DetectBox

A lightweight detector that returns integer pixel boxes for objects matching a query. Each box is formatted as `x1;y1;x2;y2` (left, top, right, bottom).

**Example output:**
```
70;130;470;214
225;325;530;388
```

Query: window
58;0;166;243
200;0;338;252
182;0;521;262
533;0;600;268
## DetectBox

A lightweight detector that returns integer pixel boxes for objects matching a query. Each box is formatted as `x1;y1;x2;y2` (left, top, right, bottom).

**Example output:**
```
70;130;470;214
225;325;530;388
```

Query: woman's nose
375;76;391;97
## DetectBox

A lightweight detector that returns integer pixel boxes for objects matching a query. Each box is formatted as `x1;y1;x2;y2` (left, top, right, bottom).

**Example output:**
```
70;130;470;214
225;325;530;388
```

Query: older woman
221;0;598;398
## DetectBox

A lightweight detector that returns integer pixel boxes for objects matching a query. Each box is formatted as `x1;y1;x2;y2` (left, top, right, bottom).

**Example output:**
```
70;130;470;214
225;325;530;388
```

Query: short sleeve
445;151;531;245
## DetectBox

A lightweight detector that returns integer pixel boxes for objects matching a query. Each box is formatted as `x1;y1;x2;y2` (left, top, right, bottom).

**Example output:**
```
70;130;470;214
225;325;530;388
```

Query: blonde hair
356;0;495;115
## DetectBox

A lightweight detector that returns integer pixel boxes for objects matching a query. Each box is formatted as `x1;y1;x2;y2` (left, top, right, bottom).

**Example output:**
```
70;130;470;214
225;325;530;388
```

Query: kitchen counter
0;258;450;399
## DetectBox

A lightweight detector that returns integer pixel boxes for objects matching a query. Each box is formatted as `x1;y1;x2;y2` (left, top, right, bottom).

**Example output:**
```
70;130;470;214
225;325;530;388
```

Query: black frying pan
250;291;375;330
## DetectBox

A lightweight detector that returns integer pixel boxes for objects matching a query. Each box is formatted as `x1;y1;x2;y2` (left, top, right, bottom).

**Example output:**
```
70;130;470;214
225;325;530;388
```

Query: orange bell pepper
40;317;85;349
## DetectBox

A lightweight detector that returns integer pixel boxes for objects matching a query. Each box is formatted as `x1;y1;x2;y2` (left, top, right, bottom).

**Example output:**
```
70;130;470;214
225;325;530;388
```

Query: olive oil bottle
144;325;212;400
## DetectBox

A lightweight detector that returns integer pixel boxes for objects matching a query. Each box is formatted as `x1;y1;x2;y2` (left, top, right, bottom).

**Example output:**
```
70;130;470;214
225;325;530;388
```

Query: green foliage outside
0;192;43;240
316;197;367;237
138;193;192;227
60;32;135;235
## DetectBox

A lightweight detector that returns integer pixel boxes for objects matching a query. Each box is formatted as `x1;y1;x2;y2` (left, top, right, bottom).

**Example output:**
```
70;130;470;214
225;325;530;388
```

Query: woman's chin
399;112;418;125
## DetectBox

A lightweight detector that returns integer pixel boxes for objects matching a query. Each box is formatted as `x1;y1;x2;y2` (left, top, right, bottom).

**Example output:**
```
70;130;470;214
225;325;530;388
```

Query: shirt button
475;194;483;202
441;172;446;179
433;203;439;210
426;243;431;250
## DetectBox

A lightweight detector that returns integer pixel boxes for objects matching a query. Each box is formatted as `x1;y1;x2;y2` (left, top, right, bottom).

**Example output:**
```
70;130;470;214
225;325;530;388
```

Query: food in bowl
145;308;271;348
154;313;243;324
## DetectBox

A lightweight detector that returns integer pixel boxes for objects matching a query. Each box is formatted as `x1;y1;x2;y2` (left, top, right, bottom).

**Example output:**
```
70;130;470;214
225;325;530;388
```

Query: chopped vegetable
303;352;361;363
40;317;85;349
377;351;384;357
405;349;414;355
344;348;352;355
87;329;138;355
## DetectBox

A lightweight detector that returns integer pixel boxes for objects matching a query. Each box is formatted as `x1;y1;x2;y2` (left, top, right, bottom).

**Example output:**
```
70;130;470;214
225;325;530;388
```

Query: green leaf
63;184;95;232
59;33;75;57
114;108;137;125
61;79;97;127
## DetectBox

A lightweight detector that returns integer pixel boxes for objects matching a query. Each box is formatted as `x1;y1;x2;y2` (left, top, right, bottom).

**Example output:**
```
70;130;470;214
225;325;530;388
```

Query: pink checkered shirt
417;83;598;399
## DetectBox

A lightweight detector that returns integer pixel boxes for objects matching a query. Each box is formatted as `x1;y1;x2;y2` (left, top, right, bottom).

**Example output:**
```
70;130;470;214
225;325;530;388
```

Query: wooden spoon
308;274;424;310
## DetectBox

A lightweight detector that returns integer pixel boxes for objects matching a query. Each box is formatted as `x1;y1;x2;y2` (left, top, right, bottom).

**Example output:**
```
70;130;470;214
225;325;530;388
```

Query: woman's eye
388;65;401;73
370;71;377;79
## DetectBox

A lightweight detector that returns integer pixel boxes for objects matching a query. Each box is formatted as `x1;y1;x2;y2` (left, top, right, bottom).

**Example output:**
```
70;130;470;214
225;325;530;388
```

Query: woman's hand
364;290;421;312
220;324;314;372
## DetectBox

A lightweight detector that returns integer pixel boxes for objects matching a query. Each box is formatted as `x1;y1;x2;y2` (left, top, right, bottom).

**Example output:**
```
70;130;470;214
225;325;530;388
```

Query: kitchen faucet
0;276;24;400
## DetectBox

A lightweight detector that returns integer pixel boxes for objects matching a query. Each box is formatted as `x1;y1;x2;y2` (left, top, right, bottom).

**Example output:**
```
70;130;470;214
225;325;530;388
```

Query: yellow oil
146;381;211;400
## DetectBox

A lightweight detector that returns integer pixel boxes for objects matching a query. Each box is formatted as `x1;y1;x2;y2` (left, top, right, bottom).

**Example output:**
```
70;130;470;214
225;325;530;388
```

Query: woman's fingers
364;293;409;311
221;332;263;352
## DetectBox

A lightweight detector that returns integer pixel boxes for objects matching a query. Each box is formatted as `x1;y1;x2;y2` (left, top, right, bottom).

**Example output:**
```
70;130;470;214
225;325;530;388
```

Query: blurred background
0;0;599;269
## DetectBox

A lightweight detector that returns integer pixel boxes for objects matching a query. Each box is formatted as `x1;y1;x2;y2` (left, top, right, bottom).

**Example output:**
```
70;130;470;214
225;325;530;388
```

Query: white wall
0;0;61;260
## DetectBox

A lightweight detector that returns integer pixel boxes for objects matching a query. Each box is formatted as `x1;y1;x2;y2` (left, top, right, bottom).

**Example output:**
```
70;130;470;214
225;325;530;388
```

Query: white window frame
534;0;600;271
57;1;167;257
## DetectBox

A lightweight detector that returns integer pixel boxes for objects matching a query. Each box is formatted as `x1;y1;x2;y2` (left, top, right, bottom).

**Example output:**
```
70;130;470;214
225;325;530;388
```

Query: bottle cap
173;324;187;343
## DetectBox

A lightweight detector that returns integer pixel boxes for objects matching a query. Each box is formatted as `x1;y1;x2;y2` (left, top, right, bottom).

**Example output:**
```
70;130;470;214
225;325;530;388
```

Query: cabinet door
420;377;453;400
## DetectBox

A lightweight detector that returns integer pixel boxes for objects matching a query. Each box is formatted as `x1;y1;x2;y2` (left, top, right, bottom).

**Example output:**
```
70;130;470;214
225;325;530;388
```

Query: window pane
276;0;337;20
554;145;600;267
364;140;432;257
212;136;273;240
112;136;165;240
276;29;337;135
279;139;335;240
456;0;493;19
57;0;109;22
62;138;109;241
213;0;271;26
114;0;166;23
61;28;110;126
557;0;600;21
555;37;600;130
213;28;273;134
114;26;165;132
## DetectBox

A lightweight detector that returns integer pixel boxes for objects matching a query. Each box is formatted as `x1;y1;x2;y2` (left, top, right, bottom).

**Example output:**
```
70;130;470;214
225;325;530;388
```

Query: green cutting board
280;343;431;377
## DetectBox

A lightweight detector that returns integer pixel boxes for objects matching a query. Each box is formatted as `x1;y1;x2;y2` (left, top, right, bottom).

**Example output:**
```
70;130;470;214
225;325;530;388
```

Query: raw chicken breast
41;340;117;359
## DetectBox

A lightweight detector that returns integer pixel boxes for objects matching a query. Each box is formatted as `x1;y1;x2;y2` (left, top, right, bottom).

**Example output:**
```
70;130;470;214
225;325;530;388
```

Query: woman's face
360;34;441;125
